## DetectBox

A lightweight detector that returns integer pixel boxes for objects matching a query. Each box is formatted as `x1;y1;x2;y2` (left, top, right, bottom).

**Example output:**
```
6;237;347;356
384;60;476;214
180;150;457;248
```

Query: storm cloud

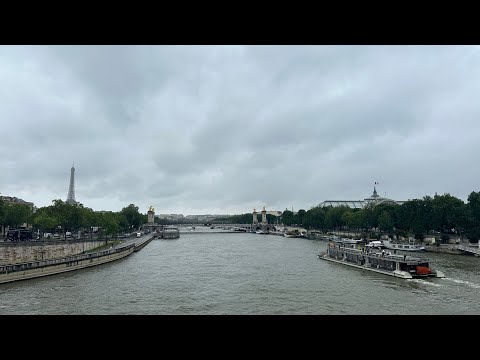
1;45;479;215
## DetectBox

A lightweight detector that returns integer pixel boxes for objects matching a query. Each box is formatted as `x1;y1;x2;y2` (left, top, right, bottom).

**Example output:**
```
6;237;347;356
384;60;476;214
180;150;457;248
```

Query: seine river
1;230;480;315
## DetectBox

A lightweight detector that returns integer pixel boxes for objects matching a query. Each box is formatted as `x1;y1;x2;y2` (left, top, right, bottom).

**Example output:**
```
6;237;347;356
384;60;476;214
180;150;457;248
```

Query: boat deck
319;243;444;279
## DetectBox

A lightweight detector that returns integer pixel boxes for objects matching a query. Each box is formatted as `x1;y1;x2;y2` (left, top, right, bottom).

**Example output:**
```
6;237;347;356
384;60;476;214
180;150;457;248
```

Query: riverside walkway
0;233;157;284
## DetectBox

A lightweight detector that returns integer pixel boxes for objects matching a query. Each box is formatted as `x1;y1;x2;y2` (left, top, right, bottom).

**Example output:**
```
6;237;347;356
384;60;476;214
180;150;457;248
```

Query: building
319;187;406;209
0;195;34;208
155;214;185;221
266;210;283;217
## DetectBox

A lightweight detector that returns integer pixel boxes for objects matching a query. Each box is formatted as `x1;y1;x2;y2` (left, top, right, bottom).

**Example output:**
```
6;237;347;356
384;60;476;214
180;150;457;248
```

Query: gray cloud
1;45;480;215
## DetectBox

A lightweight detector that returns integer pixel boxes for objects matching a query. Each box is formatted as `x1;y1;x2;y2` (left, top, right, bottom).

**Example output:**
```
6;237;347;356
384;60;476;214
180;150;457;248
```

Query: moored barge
318;242;444;279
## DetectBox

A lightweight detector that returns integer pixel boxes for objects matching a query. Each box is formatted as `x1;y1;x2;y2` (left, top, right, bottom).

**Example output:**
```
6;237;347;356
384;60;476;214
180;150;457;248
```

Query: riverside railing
0;243;135;274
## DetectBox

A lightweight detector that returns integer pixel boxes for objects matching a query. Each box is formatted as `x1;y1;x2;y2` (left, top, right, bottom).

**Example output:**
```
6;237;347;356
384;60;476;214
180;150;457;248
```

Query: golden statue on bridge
148;206;155;212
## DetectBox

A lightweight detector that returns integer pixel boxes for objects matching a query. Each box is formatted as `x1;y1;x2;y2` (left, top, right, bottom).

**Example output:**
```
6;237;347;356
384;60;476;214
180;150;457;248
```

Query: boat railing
328;245;425;262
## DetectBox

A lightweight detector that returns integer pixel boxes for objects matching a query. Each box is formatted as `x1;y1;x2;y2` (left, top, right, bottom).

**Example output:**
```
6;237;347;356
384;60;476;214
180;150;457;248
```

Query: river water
1;231;479;315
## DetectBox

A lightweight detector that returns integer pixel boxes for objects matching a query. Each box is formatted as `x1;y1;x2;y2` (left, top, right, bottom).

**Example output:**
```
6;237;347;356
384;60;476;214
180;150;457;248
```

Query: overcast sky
1;45;480;215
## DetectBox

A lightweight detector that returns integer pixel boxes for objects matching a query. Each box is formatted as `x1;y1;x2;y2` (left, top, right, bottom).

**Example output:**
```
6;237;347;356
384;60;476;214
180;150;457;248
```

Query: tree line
215;191;480;242
0;200;147;238
3;190;480;242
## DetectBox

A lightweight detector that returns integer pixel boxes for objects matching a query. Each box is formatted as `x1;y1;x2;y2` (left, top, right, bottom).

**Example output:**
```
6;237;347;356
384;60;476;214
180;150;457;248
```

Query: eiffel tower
66;162;77;205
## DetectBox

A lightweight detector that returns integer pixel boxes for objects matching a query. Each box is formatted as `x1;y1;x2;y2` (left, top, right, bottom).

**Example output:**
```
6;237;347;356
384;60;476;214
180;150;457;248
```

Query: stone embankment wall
424;244;466;255
0;240;109;265
0;244;135;284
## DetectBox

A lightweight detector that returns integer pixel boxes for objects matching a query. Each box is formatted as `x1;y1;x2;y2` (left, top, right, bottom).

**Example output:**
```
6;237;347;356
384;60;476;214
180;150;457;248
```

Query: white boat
256;230;269;235
366;240;384;249
383;240;425;252
318;242;444;279
332;237;365;245
284;230;307;238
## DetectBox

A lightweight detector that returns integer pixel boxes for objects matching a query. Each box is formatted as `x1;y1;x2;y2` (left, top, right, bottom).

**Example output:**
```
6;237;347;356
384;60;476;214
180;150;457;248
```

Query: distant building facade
0;195;34;208
156;214;185;221
319;187;406;209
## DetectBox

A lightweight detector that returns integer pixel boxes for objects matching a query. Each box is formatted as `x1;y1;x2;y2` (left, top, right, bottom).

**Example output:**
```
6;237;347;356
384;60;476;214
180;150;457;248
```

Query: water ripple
1;233;480;314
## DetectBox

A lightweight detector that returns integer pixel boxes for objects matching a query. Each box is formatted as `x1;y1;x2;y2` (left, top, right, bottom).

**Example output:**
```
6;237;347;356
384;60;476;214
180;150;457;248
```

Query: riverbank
0;243;135;284
0;239;114;265
0;234;156;284
424;243;480;255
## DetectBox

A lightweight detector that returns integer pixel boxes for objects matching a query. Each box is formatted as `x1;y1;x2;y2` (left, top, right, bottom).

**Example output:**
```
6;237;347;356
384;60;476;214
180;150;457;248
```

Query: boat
318;241;444;279
158;226;180;239
284;230;307;238
365;240;384;249
332;237;365;246
383;240;425;252
256;230;269;235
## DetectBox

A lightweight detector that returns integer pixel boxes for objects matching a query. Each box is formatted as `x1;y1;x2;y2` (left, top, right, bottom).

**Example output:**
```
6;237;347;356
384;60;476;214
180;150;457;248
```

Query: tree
99;212;121;239
34;212;59;233
296;209;306;225
465;192;480;242
4;203;34;228
0;199;5;236
341;210;354;230
281;210;294;226
121;204;143;229
378;211;393;233
324;206;350;230
351;210;365;231
431;193;465;233
303;206;326;230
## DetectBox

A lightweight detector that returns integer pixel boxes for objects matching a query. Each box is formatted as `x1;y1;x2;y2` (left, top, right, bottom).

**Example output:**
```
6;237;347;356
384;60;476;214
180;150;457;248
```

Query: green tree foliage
378;211;394;233
0;199;5;234
465;191;480;241
5;190;480;243
222;213;254;224
115;213;130;232
121;204;143;230
303;206;326;230
4;203;34;228
431;193;465;233
0;199;152;239
99;211;121;237
281;210;295;226
296;209;306;225
341;210;354;229
351;210;365;231
324;206;350;230
361;204;376;230
34;212;59;232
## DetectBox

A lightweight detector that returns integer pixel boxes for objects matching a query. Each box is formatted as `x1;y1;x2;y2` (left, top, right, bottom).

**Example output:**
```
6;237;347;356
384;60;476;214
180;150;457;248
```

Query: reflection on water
1;233;480;314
